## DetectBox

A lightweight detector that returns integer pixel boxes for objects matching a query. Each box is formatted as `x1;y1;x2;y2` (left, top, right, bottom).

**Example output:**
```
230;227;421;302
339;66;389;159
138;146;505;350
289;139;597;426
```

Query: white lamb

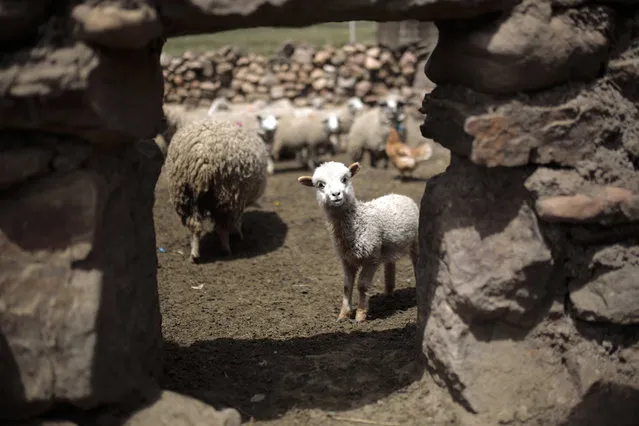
297;161;419;322
270;111;341;171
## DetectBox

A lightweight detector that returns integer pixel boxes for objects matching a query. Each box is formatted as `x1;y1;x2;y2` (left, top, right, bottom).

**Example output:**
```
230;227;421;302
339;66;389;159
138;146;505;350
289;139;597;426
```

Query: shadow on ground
162;324;423;422
197;210;288;263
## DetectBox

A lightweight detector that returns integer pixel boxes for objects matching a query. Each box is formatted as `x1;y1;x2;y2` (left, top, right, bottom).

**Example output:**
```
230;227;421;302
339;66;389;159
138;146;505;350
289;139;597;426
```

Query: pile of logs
161;42;423;107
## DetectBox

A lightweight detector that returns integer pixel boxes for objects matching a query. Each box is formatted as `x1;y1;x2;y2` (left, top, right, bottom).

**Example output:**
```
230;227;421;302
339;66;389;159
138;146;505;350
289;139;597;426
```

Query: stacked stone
161;42;422;107
0;1;240;425
418;1;639;424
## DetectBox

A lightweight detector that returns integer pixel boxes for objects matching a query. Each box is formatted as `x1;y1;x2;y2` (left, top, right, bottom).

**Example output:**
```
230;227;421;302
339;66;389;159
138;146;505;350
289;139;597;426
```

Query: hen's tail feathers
414;142;433;163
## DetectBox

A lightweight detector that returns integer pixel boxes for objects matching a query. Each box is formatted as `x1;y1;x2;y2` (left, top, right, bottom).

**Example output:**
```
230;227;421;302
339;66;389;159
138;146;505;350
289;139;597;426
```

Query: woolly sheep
297;161;419;322
165;119;269;262
207;106;279;174
347;96;406;168
270;111;341;171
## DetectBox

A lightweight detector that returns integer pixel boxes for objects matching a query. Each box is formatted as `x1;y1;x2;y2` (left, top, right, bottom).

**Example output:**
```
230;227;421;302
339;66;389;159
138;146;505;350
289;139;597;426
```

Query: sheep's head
347;97;365;115
322;113;341;135
257;113;279;145
380;95;405;123
298;161;360;210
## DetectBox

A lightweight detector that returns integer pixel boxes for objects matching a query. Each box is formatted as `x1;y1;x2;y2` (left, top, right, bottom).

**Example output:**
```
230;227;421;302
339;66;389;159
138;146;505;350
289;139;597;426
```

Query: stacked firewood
162;42;422;107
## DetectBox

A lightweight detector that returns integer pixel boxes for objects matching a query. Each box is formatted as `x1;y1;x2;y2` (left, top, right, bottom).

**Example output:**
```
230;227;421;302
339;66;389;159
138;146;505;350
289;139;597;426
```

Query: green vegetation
163;22;378;57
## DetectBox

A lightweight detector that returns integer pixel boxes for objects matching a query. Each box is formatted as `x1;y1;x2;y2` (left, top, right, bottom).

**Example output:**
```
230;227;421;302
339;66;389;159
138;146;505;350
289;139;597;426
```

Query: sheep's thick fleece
328;194;419;266
347;107;394;159
271;113;333;159
165;119;269;233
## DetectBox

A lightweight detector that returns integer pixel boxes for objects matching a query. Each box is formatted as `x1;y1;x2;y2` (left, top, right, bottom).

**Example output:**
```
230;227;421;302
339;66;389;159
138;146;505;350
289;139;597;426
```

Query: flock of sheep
156;93;427;322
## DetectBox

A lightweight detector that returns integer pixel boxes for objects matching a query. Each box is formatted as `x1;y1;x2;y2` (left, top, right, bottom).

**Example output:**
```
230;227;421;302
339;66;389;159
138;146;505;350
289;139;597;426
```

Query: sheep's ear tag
348;162;360;177
298;176;314;187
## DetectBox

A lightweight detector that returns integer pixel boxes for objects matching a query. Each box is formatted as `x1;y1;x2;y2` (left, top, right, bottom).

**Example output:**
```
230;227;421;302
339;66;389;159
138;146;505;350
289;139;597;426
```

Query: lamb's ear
298;176;314;187
348;162;361;177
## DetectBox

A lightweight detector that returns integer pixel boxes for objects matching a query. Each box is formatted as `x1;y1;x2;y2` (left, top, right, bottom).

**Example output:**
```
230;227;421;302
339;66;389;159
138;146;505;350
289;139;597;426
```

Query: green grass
163;21;378;57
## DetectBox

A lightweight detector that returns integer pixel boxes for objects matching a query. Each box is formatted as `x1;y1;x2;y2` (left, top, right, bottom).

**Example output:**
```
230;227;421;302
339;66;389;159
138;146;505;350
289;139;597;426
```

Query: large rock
421;80;639;173
157;0;519;36
0;14;165;144
417;156;557;326
417;155;639;424
426;2;613;93
569;244;639;325
97;391;241;426
0;135;164;420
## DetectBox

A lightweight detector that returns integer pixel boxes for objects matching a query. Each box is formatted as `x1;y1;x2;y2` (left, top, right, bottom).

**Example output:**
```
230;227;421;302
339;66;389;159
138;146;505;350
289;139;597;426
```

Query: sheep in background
208;97;232;115
271;111;341;171
165;119;269;262
297;161;419;322
346;96;406;168
325;97;367;154
256;113;280;175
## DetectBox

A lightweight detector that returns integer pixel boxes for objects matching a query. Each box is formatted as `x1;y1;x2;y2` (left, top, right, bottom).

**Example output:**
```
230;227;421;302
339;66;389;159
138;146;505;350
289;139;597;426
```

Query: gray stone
570;245;639;325
421;287;580;417
422;80;639;173
157;0;518;37
0;27;165;144
0;141;163;420
0;144;52;190
98;391;241;426
426;2;613;93
0;0;53;45
417;155;556;326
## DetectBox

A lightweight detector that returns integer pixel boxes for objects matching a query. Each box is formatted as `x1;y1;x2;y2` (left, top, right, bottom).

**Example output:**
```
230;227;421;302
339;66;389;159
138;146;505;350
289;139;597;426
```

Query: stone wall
418;1;639;424
162;43;426;108
1;0;638;425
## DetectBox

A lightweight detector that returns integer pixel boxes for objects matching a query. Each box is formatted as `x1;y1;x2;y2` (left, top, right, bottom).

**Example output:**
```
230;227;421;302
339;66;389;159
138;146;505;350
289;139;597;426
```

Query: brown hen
385;127;433;179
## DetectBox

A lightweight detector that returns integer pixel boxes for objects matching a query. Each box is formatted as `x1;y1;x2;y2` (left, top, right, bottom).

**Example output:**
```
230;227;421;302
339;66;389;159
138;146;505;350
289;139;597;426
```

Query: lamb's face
298;161;360;210
258;114;278;132
347;97;365;114
323;114;341;135
257;114;279;146
381;96;405;123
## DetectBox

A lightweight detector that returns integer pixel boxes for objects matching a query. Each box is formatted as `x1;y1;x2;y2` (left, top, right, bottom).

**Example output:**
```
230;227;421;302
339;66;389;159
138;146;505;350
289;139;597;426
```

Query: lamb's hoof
355;309;368;323
337;308;352;322
190;255;200;264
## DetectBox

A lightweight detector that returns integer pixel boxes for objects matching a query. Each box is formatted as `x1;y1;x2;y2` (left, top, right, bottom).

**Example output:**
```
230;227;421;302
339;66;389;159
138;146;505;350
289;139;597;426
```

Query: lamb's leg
384;262;396;296
266;156;274;175
338;261;358;321
306;146;318;171
355;263;379;322
232;216;244;241
186;216;204;263
217;227;232;256
369;151;377;168
190;231;202;263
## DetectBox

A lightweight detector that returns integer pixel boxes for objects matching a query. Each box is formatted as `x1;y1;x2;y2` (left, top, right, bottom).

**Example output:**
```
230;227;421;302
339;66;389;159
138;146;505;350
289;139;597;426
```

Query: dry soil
154;150;458;425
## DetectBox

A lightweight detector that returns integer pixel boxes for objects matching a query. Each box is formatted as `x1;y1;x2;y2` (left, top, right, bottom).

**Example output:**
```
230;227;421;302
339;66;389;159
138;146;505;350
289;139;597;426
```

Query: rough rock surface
157;0;519;36
426;1;613;93
2;0;639;425
0;136;164;420
417;2;639;425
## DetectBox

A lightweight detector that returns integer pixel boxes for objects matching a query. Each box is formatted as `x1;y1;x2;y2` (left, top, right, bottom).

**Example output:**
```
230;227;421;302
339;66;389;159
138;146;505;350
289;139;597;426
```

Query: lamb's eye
341;176;348;184
317;182;325;189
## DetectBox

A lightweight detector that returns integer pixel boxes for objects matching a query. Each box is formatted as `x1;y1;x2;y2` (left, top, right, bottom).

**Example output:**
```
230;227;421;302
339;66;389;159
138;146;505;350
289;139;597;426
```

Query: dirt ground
154;149;459;425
